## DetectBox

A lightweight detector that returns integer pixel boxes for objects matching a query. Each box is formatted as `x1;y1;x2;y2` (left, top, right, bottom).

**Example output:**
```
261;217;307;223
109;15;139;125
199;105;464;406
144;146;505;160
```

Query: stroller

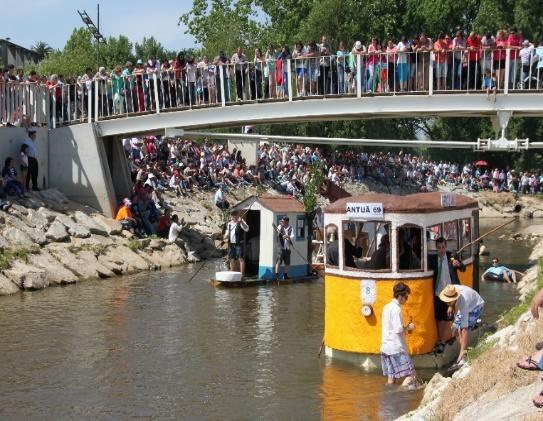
516;56;543;89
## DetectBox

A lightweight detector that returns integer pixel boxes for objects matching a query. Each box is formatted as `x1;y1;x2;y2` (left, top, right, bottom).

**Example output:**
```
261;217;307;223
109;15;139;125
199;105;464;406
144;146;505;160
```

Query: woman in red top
493;30;508;89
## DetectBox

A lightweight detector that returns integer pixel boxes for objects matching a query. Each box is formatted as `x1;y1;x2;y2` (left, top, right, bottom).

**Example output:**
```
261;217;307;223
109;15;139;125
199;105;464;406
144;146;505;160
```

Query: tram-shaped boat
322;192;479;368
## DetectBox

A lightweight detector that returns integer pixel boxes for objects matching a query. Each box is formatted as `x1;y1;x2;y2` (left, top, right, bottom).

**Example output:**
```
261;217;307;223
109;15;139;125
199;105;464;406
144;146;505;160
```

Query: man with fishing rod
274;216;295;281
224;210;249;276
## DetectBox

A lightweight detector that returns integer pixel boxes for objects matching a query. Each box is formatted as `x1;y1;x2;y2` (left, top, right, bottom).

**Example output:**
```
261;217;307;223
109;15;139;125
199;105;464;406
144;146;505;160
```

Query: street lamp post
77;3;105;70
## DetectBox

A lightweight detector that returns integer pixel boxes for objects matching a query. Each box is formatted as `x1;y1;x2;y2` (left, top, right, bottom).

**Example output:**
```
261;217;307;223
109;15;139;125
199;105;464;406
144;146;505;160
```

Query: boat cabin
232;195;310;280
322;192;479;366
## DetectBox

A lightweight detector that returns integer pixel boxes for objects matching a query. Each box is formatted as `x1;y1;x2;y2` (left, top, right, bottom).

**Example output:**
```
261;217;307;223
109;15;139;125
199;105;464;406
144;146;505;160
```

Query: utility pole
77;4;106;70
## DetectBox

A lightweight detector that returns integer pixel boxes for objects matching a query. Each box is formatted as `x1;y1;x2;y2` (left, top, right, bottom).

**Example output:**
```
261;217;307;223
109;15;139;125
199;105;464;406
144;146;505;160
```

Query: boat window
341;221;391;271
296;215;305;241
397;225;423;271
426;224;442;251
443;220;458;250
459;218;472;258
325;224;339;267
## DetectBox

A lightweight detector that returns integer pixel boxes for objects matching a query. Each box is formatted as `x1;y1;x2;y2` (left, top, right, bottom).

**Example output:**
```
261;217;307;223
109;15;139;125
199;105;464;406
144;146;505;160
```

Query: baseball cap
355;41;362;50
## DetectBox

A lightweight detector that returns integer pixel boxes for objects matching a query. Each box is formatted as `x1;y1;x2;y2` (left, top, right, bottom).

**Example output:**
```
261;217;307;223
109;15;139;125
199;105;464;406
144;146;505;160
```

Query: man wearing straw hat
380;282;418;387
439;284;485;366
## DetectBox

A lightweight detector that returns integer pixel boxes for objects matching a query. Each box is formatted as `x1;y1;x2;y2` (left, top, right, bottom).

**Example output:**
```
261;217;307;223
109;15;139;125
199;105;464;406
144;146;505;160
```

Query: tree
134;37;171;61
31;41;53;60
102;35;135;70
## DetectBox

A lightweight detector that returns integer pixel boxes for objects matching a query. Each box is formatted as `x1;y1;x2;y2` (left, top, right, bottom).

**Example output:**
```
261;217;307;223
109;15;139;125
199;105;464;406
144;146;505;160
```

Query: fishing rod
456;217;518;255
187;259;208;283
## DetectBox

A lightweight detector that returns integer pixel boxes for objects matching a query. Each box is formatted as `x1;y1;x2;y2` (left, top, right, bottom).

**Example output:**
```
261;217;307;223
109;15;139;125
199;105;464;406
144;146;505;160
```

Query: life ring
483;272;504;282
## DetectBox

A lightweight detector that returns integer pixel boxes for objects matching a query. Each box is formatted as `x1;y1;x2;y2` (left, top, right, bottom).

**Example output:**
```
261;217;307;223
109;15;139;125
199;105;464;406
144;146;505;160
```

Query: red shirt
507;34;523;59
433;39;449;64
466;36;481;62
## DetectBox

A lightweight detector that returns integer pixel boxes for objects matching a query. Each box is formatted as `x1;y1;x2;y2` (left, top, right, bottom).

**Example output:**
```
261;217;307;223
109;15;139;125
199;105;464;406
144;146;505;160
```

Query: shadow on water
0;218;535;419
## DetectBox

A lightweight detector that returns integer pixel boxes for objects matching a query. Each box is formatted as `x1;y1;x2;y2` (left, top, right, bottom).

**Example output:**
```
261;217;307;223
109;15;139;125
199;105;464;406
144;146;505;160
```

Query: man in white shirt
23;129;39;191
168;214;186;243
224;210;249;275
439;284;484;366
275;216;295;280
381;282;417;386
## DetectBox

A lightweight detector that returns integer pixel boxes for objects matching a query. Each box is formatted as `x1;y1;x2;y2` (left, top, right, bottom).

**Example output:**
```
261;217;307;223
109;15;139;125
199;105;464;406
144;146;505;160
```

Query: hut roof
325;192;477;214
234;195;305;213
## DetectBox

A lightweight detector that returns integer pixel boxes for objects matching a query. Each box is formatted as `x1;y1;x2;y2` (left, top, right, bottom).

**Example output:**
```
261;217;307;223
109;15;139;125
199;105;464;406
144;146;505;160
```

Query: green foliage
0;245;41;271
31;41;54;60
302;160;326;216
102;35;135;70
134;37;173;62
127;240;144;252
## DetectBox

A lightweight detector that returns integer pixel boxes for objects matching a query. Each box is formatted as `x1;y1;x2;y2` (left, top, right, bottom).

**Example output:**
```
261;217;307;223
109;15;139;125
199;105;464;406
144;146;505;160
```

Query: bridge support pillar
491;111;512;139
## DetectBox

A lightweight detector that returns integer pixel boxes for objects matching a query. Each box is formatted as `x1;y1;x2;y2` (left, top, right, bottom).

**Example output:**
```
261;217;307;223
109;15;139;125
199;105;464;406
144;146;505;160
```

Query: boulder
55;214;91;238
149;238;167;250
73;211;109;236
2;227;35;247
4;214;47;245
4;261;48;290
91;213;122;236
26;209;49;230
27;250;78;285
98;245;150;275
46;245;113;280
38;188;70;204
139;244;186;269
0;273;20;295
70;235;115;248
10;203;28;216
37;206;61;223
45;221;70;242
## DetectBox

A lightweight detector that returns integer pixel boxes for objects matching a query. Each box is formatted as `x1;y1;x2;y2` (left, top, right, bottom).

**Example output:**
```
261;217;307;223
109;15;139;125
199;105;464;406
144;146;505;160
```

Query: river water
0;219;534;420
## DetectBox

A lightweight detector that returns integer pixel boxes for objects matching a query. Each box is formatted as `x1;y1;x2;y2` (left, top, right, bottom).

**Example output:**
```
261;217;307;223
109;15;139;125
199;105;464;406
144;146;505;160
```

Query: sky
0;0;198;51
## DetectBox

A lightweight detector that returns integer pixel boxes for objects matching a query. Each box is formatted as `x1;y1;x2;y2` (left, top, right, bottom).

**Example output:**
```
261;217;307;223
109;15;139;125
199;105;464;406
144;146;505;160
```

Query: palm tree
31;41;53;60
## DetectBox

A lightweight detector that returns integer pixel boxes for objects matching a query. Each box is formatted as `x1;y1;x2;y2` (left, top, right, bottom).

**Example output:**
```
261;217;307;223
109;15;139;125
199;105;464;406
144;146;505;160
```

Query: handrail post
94;79;99;121
87;84;92;123
429;52;434;96
52;88;57;129
287;59;293;102
356;55;362;98
153;73;161;114
219;65;226;107
504;48;510;95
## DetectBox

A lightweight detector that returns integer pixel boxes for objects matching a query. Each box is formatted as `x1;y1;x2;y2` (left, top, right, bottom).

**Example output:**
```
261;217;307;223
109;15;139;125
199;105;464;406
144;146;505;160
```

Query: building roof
325;192;478;214
235;195;305;213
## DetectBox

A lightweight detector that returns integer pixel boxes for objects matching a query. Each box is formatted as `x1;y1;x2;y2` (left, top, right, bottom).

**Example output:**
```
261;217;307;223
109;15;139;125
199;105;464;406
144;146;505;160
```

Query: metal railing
1;47;542;128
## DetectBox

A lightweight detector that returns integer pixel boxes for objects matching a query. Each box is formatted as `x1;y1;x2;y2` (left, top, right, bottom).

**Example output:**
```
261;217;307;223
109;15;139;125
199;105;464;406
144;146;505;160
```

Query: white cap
355;41;362;50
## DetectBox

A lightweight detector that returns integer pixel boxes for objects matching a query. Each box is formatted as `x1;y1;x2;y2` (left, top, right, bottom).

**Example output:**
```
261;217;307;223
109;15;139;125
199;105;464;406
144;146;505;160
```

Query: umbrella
475;160;488;167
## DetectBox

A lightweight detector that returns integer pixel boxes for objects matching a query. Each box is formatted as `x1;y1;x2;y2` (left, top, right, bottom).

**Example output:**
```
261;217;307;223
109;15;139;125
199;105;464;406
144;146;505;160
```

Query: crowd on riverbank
117;134;543;236
2;26;543;127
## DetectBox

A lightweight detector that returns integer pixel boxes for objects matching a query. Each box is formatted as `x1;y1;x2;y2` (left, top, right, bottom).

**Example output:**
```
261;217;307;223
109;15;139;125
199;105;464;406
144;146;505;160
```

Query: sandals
517;356;543;371
533;390;543;408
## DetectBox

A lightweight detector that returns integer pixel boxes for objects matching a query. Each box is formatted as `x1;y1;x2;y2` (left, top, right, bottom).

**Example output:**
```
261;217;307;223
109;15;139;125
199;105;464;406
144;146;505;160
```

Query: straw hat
439;285;460;303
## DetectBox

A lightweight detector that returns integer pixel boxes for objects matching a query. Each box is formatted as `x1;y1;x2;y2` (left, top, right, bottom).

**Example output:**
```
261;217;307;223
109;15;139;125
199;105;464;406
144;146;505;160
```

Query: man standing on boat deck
275;216;295;280
429;237;466;354
225;210;249;276
381;282;418;387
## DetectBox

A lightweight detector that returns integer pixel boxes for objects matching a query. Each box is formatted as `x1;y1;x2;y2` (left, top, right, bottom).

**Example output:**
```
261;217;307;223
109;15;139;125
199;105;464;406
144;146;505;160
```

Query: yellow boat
322;192;479;369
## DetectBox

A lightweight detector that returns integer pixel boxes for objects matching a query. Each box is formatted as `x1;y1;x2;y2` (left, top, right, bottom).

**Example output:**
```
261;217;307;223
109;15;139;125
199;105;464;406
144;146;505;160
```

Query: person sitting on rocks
168;214;187;244
0;178;12;212
157;209;171;238
214;184;230;210
115;198;137;234
481;257;517;283
1;157;25;198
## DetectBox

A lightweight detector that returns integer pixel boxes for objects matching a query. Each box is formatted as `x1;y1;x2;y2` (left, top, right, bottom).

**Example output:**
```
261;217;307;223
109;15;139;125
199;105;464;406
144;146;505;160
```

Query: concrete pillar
103;136;132;205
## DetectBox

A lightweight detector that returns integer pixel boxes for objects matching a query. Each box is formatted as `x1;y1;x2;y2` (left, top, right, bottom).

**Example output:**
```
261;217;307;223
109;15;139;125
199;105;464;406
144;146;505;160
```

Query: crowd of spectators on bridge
113;132;543;237
2;25;543;127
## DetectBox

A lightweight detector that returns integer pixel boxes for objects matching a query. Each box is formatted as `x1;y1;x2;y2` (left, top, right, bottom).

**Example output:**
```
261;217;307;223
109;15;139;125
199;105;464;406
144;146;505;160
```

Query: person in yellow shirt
115;198;137;234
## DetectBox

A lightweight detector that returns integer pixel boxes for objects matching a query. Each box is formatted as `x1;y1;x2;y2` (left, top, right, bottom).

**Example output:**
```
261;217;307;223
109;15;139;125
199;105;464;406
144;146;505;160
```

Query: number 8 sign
361;280;376;304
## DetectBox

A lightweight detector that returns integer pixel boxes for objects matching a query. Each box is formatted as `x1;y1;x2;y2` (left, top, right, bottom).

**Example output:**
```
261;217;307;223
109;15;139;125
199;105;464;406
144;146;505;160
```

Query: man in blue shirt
214;184;229;210
22;129;39;191
482;257;517;283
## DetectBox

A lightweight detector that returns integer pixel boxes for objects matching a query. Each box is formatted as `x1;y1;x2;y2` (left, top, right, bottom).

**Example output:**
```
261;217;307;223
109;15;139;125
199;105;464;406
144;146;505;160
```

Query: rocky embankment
0;187;255;295
398;237;543;421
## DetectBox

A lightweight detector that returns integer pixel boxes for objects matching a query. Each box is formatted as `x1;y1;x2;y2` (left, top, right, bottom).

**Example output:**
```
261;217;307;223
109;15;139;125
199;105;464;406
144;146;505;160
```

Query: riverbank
0;186;256;295
398;237;543;421
0;185;540;296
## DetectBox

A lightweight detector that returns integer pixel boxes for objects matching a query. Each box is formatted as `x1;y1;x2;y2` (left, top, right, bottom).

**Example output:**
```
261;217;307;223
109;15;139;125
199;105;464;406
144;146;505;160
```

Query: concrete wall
49;124;117;217
0;127;49;188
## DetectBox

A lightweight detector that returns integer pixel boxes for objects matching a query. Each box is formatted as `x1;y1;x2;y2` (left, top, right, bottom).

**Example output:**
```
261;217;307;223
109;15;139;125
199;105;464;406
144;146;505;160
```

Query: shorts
276;248;291;265
452;304;484;331
434;296;453;321
397;63;409;83
228;243;245;260
381;352;416;379
435;62;448;78
296;68;306;77
308;66;320;82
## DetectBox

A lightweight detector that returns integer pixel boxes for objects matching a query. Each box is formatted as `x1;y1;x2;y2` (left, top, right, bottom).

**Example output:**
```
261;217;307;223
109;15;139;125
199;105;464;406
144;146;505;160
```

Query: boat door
244;210;261;277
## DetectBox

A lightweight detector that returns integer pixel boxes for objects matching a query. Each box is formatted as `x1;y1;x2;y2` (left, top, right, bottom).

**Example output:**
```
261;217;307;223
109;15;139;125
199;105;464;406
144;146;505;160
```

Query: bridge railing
1;47;542;128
